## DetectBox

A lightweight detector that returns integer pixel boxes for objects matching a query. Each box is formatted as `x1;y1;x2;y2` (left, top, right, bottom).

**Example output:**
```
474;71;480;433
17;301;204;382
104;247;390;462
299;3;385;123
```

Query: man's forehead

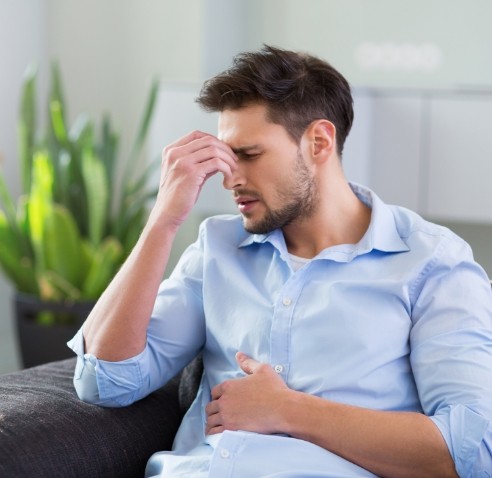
217;105;271;144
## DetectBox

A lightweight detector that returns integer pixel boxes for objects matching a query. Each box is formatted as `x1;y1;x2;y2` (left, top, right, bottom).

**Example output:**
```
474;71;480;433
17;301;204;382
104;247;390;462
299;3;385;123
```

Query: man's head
196;44;354;156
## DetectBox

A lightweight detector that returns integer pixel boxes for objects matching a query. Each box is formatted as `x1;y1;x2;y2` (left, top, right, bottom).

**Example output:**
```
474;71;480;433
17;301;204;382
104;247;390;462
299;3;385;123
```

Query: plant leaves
27;151;54;273
18;65;37;194
118;78;159;212
42;203;83;291
50;99;69;146
81;237;122;299
0;210;38;293
81;148;108;246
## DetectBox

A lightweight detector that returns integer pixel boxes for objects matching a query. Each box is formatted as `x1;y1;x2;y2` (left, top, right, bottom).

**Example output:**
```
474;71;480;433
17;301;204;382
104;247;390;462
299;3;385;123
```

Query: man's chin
242;216;276;235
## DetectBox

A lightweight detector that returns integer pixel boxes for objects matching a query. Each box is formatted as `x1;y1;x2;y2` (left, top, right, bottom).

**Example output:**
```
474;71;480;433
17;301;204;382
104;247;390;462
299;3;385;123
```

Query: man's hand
151;130;238;228
205;352;290;435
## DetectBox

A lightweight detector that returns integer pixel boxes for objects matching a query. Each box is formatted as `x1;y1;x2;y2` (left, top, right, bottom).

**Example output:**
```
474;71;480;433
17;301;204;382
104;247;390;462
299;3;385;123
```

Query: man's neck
282;181;371;259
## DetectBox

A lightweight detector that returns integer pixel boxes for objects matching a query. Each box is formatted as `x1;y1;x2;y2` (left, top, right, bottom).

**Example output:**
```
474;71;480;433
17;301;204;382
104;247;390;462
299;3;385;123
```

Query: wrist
276;388;310;436
146;206;184;235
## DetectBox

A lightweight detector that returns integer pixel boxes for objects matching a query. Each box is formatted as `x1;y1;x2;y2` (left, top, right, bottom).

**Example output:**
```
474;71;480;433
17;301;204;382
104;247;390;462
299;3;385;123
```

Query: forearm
83;215;179;361
282;391;458;478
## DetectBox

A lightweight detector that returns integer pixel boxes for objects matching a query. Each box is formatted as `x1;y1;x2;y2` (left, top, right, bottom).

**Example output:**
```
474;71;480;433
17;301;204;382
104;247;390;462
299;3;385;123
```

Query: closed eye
238;152;261;161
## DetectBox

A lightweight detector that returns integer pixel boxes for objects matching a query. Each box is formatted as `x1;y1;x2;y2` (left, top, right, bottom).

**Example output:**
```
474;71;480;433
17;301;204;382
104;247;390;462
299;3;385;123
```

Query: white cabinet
369;94;424;212
346;89;492;223
426;95;492;222
346;91;425;211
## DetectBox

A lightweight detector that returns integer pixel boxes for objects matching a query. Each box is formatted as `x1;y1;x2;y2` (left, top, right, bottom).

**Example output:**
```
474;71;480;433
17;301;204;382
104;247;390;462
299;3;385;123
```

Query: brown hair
196;45;354;156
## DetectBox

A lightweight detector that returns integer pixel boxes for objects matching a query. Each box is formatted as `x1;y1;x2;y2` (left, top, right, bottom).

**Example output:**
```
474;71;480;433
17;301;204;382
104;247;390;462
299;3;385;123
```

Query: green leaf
18;65;37;194
49;62;67;121
55;149;73;206
69;114;92;147
16;195;31;243
0;211;38;293
81;148;108;246
120;79;159;202
28;151;54;273
50;100;69;146
42;204;83;291
40;270;82;302
99;115;118;179
124;153;160;200
128;78;159;170
0;168;34;259
0;168;18;224
81;237;122;299
121;208;146;257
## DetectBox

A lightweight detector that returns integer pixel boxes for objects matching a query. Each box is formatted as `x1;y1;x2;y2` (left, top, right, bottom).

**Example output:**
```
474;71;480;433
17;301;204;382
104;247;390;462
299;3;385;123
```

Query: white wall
0;0;47;373
248;0;492;90
44;0;205;161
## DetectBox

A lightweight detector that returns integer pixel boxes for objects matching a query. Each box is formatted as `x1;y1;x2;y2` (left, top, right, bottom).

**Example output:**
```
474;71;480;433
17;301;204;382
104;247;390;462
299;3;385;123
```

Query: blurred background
1;0;492;373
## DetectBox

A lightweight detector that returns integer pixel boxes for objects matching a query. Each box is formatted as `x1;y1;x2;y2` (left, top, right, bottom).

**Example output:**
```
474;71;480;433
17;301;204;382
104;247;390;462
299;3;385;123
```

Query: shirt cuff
67;327;149;407
431;404;491;477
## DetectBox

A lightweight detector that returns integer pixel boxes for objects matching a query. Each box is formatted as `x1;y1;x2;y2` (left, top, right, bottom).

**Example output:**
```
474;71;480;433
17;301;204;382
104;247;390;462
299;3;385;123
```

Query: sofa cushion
0;358;182;478
178;354;203;415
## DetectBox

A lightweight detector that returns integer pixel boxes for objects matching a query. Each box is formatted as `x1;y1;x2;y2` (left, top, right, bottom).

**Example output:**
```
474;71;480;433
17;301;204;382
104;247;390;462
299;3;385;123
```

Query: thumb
236;351;259;375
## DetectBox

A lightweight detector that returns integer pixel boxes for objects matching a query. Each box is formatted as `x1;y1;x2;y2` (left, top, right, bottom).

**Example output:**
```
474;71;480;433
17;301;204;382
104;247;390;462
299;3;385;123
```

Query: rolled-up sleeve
410;237;492;477
68;327;160;407
431;405;491;477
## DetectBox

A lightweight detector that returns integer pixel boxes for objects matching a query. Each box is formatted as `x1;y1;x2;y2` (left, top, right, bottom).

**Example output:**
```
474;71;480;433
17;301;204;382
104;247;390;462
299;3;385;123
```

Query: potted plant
0;64;159;367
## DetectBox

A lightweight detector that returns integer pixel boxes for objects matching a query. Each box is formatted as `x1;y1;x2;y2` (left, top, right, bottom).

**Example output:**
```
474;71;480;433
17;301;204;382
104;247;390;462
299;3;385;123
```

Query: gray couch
0;356;203;477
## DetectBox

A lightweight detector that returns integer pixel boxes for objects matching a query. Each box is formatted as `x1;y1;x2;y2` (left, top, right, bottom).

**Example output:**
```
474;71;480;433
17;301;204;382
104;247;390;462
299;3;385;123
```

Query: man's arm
206;352;458;478
82;131;237;362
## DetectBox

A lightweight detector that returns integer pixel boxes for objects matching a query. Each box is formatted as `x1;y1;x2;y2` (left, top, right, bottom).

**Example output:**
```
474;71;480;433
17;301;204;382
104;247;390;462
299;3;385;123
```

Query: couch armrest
0;358;182;478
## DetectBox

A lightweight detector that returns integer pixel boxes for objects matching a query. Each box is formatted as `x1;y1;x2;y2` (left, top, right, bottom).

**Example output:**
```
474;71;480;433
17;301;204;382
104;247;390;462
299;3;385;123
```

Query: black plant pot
14;293;95;369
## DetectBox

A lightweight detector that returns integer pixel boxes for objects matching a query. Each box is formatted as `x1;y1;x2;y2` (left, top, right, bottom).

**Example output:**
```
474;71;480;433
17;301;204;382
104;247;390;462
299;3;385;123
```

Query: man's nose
223;163;246;190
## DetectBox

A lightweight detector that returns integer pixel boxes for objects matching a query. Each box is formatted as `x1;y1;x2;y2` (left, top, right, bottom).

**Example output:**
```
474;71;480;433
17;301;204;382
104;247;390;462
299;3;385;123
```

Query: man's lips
234;195;260;213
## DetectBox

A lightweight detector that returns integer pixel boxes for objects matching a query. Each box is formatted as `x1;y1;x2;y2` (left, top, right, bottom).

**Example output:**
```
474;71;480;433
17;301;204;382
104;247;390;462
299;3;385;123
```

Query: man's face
218;103;319;234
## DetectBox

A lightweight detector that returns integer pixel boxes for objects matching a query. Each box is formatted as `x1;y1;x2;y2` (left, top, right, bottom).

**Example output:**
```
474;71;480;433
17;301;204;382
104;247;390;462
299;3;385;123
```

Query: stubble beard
242;151;319;235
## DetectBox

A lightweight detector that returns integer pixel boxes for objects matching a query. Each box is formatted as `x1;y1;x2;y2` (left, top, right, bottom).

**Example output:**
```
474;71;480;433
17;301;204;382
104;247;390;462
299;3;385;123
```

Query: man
69;45;492;477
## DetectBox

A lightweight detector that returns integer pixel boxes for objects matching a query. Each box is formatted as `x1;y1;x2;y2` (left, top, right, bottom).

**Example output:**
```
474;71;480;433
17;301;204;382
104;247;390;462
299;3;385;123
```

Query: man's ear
303;119;336;162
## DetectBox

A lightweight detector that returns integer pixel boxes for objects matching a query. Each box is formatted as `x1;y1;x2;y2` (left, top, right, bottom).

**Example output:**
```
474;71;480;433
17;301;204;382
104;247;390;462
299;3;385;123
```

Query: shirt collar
350;182;409;254
238;182;409;256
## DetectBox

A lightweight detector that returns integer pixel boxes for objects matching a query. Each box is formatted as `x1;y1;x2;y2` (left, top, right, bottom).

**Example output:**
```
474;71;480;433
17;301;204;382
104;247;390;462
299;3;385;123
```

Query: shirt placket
269;273;304;380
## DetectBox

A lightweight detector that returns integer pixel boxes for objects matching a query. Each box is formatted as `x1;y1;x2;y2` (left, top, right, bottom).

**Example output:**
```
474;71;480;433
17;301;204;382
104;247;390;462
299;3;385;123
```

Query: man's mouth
234;195;260;214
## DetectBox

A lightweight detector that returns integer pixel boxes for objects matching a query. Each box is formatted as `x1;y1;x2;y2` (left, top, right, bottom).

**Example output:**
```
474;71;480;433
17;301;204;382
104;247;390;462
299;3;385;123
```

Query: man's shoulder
389;204;470;255
201;213;243;231
199;214;249;245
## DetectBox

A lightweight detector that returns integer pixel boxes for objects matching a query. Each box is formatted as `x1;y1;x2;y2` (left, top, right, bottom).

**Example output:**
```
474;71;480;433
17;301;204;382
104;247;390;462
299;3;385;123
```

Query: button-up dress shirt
69;184;492;477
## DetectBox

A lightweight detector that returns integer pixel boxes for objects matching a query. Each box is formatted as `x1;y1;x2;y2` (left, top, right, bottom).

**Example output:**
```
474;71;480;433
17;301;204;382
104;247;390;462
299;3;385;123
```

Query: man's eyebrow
231;145;261;155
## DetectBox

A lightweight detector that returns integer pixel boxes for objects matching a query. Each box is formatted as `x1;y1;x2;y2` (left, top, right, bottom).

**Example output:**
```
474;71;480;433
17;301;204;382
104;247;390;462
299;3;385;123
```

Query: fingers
153;130;238;224
163;130;237;172
160;131;238;196
236;351;260;375
205;412;224;435
205;398;224;435
163;130;210;150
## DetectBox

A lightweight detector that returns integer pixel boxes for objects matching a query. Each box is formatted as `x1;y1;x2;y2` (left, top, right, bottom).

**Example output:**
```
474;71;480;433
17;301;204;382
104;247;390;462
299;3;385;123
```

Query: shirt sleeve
410;235;492;477
67;225;207;408
67;327;155;407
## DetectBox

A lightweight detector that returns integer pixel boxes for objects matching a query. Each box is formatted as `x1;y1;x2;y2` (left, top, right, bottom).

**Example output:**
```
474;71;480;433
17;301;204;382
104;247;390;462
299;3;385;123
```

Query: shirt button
282;297;292;306
274;364;284;373
220;448;230;459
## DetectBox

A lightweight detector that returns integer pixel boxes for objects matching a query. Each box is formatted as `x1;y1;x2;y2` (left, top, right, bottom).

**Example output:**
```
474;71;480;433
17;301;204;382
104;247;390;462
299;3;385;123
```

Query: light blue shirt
69;184;492;478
